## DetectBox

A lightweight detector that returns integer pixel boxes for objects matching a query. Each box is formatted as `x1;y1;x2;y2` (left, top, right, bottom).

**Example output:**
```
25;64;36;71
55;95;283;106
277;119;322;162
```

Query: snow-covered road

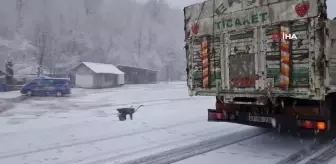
0;82;335;164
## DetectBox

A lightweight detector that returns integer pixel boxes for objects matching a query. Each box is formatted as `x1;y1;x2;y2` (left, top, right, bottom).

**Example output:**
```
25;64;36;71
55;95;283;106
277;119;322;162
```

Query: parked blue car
20;77;71;97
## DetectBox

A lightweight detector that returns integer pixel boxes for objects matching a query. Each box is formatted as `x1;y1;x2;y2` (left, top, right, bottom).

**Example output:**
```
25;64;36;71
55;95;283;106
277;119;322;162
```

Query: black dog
117;105;144;121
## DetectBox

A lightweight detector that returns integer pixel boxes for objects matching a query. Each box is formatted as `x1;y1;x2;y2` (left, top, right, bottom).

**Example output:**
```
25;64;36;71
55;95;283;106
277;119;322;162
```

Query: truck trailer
183;0;336;134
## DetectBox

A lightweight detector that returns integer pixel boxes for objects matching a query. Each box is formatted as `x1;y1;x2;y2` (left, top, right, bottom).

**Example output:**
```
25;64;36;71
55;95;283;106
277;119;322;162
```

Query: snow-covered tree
0;0;186;80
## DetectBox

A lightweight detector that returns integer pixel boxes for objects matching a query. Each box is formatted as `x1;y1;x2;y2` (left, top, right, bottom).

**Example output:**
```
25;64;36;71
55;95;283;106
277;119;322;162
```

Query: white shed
71;62;124;89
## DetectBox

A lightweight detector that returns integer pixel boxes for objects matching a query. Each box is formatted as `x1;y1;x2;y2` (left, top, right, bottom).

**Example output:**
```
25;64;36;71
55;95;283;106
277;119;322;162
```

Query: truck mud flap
208;109;224;122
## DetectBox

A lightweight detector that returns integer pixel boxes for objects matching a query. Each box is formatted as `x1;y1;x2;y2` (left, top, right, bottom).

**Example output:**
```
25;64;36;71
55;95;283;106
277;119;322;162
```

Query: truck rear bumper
208;109;329;133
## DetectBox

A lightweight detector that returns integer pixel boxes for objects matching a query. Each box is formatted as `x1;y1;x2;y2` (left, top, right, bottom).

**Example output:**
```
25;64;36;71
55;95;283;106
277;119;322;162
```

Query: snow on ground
328;157;336;163
174;132;317;164
0;82;249;164
1;82;191;119
0;81;320;164
0;91;23;113
0;91;21;99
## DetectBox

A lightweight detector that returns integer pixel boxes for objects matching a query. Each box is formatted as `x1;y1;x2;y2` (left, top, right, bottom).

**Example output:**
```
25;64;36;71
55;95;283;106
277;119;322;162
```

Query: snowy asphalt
0;82;335;164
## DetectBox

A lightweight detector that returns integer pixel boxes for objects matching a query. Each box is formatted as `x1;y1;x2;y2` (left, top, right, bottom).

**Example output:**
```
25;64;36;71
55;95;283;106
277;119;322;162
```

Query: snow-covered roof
116;64;158;72
82;62;124;74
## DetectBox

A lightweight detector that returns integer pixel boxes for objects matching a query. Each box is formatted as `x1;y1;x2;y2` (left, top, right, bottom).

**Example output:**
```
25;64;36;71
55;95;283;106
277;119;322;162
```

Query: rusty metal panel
326;20;336;87
226;30;256;89
184;0;327;100
291;20;311;88
263;20;311;89
184;0;319;37
189;37;203;88
188;35;221;89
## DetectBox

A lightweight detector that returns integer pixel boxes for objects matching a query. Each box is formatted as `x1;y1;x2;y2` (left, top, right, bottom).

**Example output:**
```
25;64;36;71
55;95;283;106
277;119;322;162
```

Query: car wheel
26;91;33;96
56;91;62;97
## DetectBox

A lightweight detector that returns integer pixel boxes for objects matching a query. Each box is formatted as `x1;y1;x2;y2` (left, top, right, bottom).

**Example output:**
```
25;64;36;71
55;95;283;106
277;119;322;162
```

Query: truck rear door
326;20;336;92
222;28;259;91
262;21;311;92
187;35;221;93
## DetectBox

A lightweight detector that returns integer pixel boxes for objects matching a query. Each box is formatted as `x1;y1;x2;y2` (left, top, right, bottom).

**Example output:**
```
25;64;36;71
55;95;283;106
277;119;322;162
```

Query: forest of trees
0;0;186;81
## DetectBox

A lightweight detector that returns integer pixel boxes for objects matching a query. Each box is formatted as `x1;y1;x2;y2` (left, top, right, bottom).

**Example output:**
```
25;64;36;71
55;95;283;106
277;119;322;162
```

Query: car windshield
39;79;54;85
53;79;68;85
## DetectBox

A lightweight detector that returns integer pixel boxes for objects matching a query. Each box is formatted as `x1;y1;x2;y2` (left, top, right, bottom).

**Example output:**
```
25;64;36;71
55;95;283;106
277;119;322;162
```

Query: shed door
118;74;124;85
75;74;93;88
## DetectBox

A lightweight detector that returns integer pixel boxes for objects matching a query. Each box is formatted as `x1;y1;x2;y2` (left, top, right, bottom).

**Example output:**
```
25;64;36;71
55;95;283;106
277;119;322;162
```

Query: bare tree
34;21;53;77
137;11;146;58
35;27;47;77
1;0;186;81
15;0;26;36
84;0;102;16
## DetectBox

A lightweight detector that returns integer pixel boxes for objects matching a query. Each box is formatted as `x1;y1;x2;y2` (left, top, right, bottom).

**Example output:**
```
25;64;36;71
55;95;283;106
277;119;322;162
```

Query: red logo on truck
295;1;310;17
231;77;255;87
191;23;200;34
272;32;282;41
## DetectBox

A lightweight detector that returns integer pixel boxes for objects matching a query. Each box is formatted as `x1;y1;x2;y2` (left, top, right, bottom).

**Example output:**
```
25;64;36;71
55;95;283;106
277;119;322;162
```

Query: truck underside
183;0;336;135
208;95;335;134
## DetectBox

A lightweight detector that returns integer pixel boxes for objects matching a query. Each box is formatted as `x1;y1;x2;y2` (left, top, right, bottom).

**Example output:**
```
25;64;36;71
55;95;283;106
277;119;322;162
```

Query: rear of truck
184;0;336;134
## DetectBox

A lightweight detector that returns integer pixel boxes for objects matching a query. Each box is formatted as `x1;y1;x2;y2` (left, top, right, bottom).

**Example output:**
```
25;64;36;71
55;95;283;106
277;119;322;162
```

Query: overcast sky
161;0;336;18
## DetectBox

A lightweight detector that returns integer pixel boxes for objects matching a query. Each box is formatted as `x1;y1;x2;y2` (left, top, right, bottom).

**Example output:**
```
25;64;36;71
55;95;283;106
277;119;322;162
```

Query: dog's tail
134;105;144;113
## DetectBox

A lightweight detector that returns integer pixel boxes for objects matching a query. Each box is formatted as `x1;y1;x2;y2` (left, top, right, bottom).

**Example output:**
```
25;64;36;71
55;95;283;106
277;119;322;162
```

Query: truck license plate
248;116;272;123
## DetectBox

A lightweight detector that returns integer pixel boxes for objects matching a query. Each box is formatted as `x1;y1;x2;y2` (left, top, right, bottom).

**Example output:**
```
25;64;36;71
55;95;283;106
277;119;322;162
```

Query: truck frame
184;0;336;134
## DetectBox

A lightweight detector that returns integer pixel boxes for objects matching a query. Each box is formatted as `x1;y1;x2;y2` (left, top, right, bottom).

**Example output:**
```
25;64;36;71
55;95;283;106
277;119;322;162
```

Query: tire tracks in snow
276;135;333;164
80;97;208;109
0;118;204;160
58;125;251;164
302;140;336;164
6;94;209;116
34;96;209;111
108;128;269;164
0;96;30;114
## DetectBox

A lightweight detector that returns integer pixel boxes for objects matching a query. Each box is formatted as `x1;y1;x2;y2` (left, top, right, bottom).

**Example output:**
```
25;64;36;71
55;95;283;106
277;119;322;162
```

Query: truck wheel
326;95;336;136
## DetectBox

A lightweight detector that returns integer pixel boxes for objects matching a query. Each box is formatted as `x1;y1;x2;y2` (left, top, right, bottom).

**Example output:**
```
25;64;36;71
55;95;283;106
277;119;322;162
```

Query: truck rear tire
326;94;336;136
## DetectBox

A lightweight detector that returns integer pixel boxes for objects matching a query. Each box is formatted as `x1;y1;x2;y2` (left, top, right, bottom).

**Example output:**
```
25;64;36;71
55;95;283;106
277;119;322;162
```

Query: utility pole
137;11;145;57
37;32;46;77
16;0;25;36
5;61;14;85
165;64;169;82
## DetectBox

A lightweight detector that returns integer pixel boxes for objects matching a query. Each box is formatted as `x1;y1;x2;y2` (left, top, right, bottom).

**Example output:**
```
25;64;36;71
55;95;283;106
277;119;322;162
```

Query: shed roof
82;62;124;75
116;64;158;72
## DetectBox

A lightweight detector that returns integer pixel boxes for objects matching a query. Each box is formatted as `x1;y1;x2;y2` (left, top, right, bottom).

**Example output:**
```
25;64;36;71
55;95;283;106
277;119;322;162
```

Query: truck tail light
317;122;326;131
304;121;313;129
302;120;327;131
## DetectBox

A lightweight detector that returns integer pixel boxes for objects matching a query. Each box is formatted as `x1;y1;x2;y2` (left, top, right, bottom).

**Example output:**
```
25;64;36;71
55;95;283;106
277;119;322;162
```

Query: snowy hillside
0;0;185;80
